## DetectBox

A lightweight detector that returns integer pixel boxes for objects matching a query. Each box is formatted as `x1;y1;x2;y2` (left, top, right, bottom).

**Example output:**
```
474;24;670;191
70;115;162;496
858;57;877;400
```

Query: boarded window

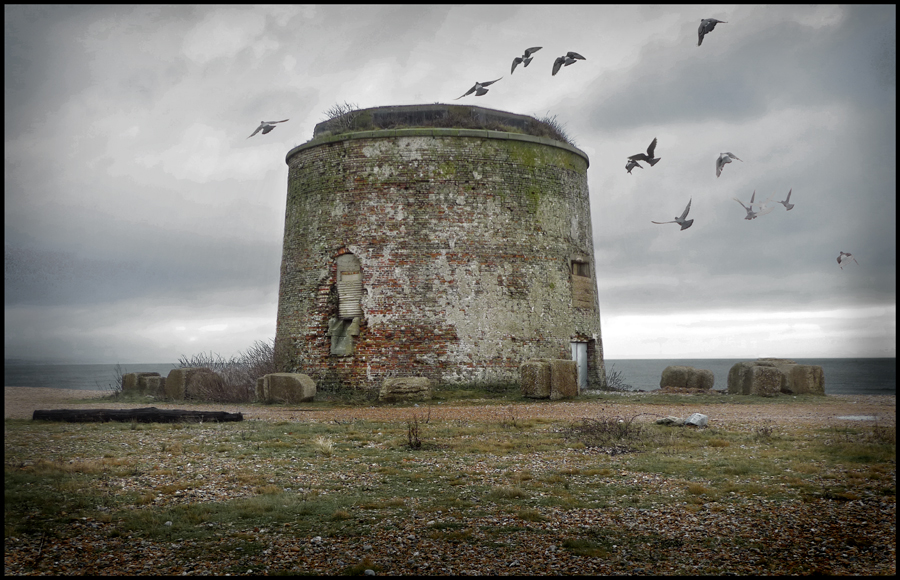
571;261;593;308
336;254;363;319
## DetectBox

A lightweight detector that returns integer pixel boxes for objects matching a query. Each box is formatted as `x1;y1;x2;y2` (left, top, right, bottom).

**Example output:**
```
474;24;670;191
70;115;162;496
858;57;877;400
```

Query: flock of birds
640;19;856;271
454;48;587;101
245;17;857;271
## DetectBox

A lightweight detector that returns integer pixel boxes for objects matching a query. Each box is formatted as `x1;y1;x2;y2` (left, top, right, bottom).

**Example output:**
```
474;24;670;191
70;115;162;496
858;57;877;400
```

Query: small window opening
572;261;590;277
571;260;593;308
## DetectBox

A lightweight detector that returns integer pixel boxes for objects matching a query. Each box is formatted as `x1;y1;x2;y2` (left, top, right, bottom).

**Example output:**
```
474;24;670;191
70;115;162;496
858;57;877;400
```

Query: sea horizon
4;357;895;396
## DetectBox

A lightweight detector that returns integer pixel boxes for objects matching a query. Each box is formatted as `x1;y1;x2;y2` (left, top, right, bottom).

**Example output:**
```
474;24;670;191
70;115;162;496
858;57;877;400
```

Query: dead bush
561;414;649;455
178;339;276;403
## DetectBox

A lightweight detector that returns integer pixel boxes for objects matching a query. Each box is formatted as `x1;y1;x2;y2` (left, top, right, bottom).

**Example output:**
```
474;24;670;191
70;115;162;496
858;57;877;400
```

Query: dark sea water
4;363;180;392
3;358;895;396
604;358;896;396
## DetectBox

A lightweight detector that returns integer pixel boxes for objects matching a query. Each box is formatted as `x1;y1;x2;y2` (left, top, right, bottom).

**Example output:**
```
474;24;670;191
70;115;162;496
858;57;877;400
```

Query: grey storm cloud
3;4;895;362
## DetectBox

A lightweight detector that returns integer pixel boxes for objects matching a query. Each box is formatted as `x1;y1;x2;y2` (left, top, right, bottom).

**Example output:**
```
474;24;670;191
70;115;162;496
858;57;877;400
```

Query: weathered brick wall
275;124;606;390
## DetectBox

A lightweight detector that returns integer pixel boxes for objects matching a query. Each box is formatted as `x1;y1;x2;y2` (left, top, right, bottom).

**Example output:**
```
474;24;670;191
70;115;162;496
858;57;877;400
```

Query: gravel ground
4;387;896;426
5;387;896;575
4;500;896;575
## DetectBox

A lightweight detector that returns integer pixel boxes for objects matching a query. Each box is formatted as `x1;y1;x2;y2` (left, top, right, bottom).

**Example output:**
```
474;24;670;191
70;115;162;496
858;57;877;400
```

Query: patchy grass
5;401;895;558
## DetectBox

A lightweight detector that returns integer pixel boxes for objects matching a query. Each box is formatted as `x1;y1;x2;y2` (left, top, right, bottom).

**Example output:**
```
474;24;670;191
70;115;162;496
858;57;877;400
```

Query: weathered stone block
784;364;825;395
122;372;160;394
727;361;754;395
757;357;797;366
164;367;221;401
263;373;316;404
748;365;785;397
548;359;578;400
659;365;714;390
142;375;166;398
256;377;266;402
379;377;432;402
728;359;825;397
520;361;551;398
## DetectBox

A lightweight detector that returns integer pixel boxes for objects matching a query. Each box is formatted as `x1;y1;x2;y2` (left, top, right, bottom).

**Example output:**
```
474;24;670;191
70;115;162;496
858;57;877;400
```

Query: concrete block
548;359;578;400
142;375;166;398
164;367;221;401
520;361;551;398
122;372;160;394
264;373;316;404
379;377;431;403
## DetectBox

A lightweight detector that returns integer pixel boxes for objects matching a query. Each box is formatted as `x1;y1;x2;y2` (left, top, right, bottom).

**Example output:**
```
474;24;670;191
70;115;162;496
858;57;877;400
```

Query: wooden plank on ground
32;407;243;423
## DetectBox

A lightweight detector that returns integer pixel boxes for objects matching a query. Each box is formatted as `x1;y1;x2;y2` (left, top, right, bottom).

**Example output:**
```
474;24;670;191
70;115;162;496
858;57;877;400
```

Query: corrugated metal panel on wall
338;276;363;318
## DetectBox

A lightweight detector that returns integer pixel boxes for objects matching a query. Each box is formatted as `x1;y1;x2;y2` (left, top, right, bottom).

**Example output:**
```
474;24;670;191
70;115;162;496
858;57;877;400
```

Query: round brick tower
275;104;606;390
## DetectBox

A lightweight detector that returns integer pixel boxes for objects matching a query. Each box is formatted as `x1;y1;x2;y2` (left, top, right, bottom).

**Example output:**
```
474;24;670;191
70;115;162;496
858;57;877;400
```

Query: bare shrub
561;413;649;455
755;423;775;441
99;362;126;397
177;338;276;403
323;101;361;131
188;368;233;403
532;113;576;146
407;414;422;450
499;406;518;429
603;363;632;392
241;339;278;383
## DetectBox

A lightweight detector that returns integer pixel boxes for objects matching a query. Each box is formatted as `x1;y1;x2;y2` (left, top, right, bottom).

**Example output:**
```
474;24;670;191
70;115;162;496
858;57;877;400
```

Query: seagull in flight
625;159;643;174
247;119;289;138
552;51;586;76
628;138;661;167
698;18;727;46
511;47;542;74
652;198;694;230
734;190;764;220
455;78;503;100
716;152;742;177
776;188;795;210
837;251;859;269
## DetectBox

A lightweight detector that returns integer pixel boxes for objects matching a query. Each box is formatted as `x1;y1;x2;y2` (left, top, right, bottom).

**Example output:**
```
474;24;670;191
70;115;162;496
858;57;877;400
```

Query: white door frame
570;341;588;391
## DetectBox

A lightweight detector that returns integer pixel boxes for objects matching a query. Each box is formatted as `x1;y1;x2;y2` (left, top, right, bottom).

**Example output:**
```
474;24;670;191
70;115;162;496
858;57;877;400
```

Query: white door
570;342;588;391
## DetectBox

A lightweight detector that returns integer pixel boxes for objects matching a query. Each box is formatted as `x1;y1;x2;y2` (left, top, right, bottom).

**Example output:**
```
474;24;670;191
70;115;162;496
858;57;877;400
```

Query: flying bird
511;46;542;74
716;152;742;177
247;119;289;138
734;190;761;220
552;51;586;76
455;78;503;100
627;138;661;167
837;251;859;270
652;198;694;230
698;18;727;46
625;159;643;174
777;189;795;210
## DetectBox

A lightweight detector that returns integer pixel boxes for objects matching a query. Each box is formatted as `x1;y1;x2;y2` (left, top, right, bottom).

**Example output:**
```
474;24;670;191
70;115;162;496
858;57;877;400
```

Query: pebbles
5;389;895;575
4;498;895;575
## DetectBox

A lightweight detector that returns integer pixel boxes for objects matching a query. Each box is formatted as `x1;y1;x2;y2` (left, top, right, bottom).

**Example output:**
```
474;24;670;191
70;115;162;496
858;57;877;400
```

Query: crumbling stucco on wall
275;115;605;390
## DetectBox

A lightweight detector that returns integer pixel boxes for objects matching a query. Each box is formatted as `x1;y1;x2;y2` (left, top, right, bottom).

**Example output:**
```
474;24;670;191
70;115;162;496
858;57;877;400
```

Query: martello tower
274;104;606;391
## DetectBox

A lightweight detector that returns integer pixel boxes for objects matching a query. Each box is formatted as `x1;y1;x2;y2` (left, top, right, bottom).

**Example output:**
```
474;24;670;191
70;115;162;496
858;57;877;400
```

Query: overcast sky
4;5;896;364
